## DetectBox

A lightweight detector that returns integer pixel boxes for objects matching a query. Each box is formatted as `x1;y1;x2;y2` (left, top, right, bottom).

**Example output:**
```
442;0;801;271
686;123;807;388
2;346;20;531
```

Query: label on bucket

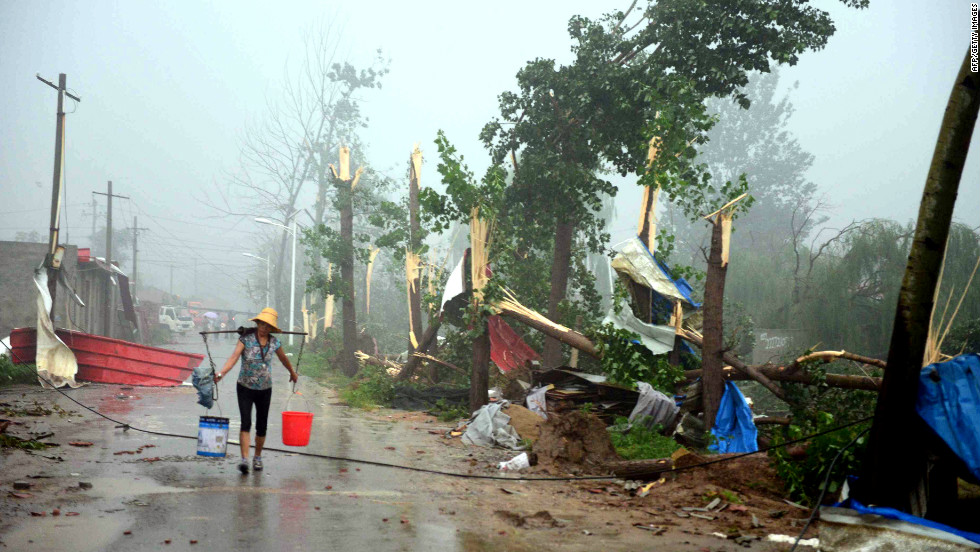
198;416;230;457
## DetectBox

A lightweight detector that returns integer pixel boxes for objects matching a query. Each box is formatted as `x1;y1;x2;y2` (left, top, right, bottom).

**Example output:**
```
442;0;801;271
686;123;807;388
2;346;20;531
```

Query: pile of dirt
534;411;620;471
502;404;544;442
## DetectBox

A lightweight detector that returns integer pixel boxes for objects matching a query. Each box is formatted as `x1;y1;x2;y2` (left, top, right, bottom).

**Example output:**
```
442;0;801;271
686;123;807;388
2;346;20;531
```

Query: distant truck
159;306;195;334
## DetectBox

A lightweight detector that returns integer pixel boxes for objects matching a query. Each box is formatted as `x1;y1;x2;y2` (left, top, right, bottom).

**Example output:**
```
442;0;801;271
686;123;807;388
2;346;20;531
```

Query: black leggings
237;384;273;437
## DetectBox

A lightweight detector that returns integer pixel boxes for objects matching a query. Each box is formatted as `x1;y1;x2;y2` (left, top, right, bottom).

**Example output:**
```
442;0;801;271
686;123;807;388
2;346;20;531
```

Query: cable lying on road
3;340;870;483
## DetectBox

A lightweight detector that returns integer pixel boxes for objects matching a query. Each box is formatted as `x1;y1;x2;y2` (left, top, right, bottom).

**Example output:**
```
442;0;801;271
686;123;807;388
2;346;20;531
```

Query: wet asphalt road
1;335;480;552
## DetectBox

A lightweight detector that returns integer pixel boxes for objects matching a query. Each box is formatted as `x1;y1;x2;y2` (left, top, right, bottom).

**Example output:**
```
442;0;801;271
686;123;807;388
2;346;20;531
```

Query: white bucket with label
197;416;230;457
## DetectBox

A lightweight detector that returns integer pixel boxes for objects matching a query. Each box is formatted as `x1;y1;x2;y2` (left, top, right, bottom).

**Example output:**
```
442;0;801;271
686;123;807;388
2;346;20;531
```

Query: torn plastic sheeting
602;304;677;356
708;381;758;454
439;253;467;313
33;267;81;389
822;504;980;549
610;238;699;309
192;364;215;409
526;386;549;419
488;315;540;373
461;401;522;450
916;353;980;483
629;382;679;429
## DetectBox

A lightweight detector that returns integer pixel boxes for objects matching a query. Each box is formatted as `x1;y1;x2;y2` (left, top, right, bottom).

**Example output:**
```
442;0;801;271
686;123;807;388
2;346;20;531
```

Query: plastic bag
192;364;215;409
498;452;530;470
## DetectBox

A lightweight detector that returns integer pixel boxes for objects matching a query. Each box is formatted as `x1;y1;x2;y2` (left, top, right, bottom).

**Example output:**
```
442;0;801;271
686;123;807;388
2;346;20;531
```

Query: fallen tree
683;366;882;391
498;304;882;393
677;329;787;401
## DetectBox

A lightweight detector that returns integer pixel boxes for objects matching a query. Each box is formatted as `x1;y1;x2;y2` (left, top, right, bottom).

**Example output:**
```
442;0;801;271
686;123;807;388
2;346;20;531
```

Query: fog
2;0;977;310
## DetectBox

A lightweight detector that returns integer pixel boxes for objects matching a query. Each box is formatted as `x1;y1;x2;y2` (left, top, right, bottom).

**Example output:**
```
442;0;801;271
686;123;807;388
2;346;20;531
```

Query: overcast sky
1;0;977;309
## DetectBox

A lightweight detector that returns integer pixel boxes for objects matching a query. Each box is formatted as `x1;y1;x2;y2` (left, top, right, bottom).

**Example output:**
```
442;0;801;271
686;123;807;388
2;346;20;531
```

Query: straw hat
250;308;281;332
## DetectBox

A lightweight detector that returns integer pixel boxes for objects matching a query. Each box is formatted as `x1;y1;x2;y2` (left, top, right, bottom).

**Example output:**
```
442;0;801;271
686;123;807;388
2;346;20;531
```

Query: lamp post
241;253;271;306
256;214;299;345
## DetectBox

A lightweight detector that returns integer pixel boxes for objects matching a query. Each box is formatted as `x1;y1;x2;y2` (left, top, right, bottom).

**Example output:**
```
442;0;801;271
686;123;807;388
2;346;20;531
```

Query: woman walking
215;308;298;474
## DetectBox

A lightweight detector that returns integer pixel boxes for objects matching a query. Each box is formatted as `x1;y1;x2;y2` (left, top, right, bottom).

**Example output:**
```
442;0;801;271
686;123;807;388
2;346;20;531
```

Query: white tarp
439;254;466;313
611;238;692;307
526;386;549;419
33;267;81;388
629;382;679;429
602;304;677;355
462;400;522;449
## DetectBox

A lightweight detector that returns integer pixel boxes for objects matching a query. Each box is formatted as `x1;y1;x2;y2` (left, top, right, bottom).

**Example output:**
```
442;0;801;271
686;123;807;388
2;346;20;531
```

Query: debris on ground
461;401;522;449
501;403;544;442
497;451;537;471
534;369;641;423
494;510;564;528
534;410;620;471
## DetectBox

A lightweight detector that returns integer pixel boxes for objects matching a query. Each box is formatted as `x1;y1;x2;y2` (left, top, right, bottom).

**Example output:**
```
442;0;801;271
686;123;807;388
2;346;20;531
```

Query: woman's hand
289;370;298;384
214;371;224;383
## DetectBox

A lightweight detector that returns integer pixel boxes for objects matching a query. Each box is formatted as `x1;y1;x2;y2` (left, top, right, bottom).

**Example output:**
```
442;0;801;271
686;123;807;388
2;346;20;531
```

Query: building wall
0;241;78;339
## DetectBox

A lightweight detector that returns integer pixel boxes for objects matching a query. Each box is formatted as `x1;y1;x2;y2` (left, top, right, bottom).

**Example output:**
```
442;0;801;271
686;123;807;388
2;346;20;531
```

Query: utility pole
131;216;148;293
37;73;81;318
81;196;101;244
170;264;175;297
91;196;97;240
93;181;128;337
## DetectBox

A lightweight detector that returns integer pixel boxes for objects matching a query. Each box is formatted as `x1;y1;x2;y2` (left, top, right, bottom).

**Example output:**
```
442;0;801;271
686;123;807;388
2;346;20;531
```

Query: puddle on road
77;476;193;499
1;511;130;552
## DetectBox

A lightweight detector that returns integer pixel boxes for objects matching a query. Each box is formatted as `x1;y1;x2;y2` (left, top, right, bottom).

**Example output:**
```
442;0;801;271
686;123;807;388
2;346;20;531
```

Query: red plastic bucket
282;411;313;446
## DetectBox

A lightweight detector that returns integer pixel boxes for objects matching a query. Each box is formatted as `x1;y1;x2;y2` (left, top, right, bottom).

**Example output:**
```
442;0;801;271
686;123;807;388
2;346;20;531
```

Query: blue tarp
836;498;980;545
636;239;701;309
916;353;980;483
709;381;758;453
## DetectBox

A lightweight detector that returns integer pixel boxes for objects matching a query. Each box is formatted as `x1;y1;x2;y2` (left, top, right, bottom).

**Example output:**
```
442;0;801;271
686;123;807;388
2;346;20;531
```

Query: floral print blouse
237;332;281;390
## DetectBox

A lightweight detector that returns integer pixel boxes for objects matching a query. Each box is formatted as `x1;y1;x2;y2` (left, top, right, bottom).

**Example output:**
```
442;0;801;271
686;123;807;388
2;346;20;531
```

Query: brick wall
0;241;78;339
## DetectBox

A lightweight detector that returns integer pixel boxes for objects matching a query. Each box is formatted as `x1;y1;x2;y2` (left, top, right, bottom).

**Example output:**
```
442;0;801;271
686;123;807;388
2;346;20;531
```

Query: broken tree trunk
864;50;980;515
787;350;887;373
407;146;424;355
497;305;599;359
355;351;401;373
701;216;727;429
470;323;491;412
684;366;882;392
605;458;673;480
680;329;788;401
331;147;362;377
498;293;802;398
397;316;442;381
542;220;574;368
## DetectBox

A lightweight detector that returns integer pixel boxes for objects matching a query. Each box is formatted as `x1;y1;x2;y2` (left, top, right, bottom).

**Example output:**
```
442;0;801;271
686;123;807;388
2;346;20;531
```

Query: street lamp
255;213;299;345
241;253;271;307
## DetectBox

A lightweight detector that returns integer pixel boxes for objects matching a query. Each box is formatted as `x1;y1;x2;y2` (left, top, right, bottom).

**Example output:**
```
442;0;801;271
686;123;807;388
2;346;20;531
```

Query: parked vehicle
159;305;195;334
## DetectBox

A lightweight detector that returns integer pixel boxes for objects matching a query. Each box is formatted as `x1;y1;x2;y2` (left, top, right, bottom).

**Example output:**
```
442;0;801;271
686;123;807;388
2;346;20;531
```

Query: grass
430;399;469;423
297;351;395;410
0;356;38;387
608;417;681;460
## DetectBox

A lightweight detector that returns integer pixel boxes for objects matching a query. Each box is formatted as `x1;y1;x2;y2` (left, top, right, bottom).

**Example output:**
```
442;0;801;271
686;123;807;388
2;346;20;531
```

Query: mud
501;404;543;442
533;410;619;471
